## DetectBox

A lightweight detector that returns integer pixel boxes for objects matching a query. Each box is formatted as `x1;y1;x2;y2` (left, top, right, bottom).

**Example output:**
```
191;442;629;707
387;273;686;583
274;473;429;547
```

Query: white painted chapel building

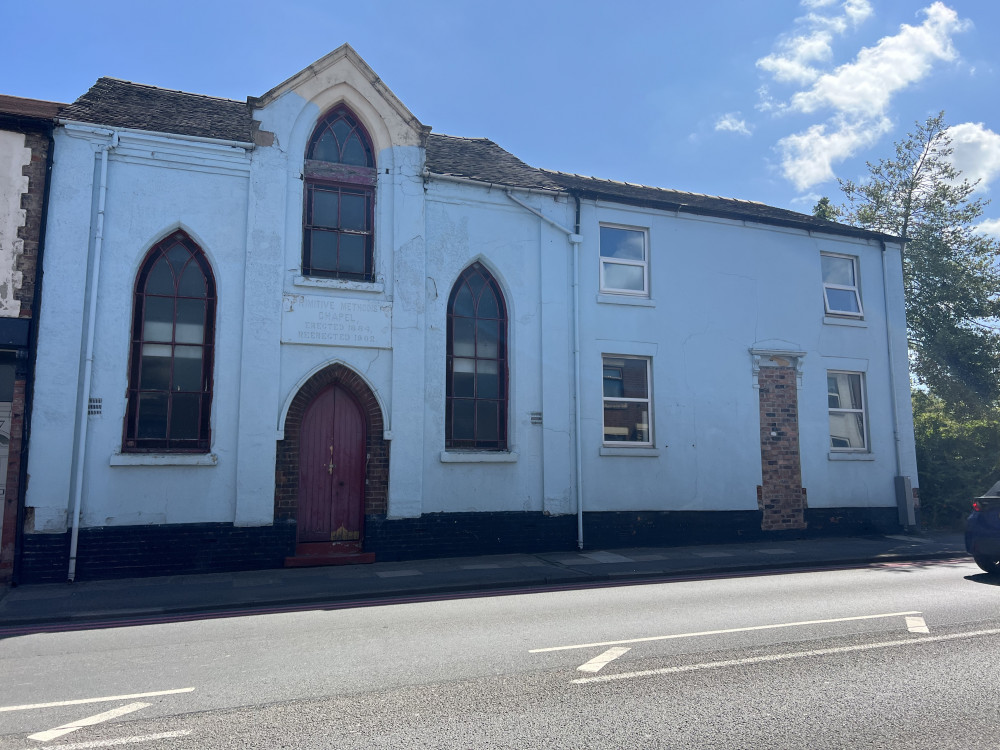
18;46;918;581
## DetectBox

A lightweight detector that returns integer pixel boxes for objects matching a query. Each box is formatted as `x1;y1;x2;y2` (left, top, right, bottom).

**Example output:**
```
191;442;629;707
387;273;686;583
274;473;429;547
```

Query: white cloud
947;122;1000;191
778;116;892;189
756;0;873;85
762;2;971;190
976;218;1000;237
790;3;966;117
715;113;752;136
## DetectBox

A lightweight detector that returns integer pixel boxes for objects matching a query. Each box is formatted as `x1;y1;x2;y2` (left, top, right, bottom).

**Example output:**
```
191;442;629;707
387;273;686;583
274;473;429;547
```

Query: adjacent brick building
0;95;63;583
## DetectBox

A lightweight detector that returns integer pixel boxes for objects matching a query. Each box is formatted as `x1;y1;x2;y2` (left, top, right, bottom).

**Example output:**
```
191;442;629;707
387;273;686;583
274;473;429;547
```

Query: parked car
966;480;1000;573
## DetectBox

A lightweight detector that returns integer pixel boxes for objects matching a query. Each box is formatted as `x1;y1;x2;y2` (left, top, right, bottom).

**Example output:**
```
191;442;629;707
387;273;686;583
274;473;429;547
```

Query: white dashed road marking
16;731;191;749
28;702;151;742
0;689;195;713
577;647;631;673
906;616;930;633
572;627;1000;684
530;611;923;653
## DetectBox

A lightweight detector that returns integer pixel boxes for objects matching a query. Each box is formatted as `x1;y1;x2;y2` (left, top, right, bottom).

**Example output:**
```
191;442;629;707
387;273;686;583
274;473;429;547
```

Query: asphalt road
1;558;998;748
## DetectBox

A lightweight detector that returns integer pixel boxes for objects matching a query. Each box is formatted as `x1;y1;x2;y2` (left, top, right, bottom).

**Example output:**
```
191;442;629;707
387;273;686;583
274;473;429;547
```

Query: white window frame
600;224;649;297
602;355;653;447
827;370;868;452
821;252;863;318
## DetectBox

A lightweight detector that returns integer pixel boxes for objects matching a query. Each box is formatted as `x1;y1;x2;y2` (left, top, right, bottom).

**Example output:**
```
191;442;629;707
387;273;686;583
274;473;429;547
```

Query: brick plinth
757;366;806;531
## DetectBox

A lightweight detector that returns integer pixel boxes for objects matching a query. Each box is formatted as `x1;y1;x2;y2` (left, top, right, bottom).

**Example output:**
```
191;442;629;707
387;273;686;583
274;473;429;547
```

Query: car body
966;480;1000;573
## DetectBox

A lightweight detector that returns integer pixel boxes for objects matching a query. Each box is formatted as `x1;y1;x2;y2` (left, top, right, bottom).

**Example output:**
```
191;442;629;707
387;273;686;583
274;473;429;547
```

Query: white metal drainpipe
68;131;118;582
503;190;586;550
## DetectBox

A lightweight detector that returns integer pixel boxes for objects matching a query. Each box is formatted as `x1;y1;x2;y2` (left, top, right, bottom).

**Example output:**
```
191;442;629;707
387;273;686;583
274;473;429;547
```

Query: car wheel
974;556;1000;574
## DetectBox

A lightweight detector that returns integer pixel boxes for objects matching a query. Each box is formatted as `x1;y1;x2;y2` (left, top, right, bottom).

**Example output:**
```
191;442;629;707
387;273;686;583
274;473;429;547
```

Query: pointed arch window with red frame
303;105;376;281
124;231;216;453
446;263;508;449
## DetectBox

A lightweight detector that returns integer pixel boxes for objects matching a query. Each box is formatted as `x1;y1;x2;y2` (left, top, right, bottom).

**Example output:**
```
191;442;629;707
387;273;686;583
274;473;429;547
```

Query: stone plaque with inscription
281;293;392;349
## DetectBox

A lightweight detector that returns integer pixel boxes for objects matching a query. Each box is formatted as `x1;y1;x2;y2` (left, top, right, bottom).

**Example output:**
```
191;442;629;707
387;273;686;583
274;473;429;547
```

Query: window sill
293;276;385;294
110;453;218;467
823;315;867;328
439;451;519;463
596;293;655;308
600;446;660;457
828;451;875;461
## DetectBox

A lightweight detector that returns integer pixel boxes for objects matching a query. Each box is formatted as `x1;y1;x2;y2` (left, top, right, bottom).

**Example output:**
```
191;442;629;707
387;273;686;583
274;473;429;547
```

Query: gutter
68;129;118;582
58;120;254;151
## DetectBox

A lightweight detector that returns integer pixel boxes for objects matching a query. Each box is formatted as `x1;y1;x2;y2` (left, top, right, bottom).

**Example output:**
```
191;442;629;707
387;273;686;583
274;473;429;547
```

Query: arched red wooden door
298;384;367;544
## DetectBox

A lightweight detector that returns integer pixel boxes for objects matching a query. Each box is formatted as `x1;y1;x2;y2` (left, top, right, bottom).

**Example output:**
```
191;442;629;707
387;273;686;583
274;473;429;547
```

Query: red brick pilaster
757;365;806;531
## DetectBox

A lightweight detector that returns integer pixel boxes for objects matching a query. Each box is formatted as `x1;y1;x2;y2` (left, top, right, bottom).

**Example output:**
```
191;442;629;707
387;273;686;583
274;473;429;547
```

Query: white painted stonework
0;130;27;317
24;46;918;556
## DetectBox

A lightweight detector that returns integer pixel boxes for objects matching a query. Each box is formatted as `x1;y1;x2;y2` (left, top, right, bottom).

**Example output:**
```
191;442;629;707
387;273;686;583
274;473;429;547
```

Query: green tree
812;196;838;221
911;390;1000;527
839;112;1000;415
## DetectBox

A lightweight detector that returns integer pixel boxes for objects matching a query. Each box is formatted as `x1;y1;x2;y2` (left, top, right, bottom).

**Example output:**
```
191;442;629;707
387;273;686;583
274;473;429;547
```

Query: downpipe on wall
68;131;118;583
503;190;586;550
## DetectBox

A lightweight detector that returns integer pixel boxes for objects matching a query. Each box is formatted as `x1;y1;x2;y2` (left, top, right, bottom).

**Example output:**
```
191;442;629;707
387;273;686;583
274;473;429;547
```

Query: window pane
452;318;475;357
312;189;339;228
452;358;475;397
142;297;174;341
175;299;205;344
170;393;201;440
342;134;367;166
476;400;499;443
827;376;841;409
600;226;645;260
339;234;367;275
826;288;860;313
829;412;865;449
312;130;340;162
466;271;485;298
477;319;498;359
165;243;190;278
146;257;174;295
340;193;366;231
477;360;498;398
452;400;474;440
452;286;475;317
621;358;648;398
173;346;204;391
829;372;863;409
478;285;500;318
177;263;207;297
309;230;339;271
603;262;645;291
331;119;351;153
137;393;168;439
822;255;855;285
140;344;172;390
604;402;649;443
603;366;624;397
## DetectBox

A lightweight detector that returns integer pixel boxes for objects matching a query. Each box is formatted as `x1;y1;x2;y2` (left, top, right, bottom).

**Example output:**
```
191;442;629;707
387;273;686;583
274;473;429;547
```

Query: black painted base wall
15;507;902;582
18;522;297;583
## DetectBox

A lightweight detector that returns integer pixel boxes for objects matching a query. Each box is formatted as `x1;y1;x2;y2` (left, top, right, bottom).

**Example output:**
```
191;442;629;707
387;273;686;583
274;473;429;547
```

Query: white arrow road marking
15;731;190;750
572;627;1000;685
530;611;923;653
28;703;151;742
0;689;195;713
577;647;631;673
906;616;929;633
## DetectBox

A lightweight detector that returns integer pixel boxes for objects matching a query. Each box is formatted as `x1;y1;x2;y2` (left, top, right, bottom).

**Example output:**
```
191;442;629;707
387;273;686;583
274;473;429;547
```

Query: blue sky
5;0;999;228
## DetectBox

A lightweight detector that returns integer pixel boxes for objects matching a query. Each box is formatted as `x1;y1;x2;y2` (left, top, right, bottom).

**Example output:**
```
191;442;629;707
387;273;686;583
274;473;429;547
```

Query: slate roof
55;77;893;241
60;78;254;143
0;94;66;120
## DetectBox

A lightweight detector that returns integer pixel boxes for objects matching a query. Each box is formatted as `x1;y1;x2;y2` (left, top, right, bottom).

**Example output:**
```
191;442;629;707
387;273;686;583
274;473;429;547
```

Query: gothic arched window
446;263;508;449
124;231;216;452
303;105;376;281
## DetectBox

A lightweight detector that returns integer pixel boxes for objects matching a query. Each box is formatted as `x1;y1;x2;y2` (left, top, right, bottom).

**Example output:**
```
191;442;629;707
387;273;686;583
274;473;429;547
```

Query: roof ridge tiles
96;77;248;105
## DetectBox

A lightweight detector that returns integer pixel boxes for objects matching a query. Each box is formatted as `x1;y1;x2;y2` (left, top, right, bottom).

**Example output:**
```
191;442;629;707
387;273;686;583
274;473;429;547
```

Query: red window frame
123;231;216;453
303;105;376;281
445;263;508;450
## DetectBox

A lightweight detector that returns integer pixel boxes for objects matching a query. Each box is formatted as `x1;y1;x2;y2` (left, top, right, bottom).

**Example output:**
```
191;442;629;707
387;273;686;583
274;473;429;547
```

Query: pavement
0;531;968;629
